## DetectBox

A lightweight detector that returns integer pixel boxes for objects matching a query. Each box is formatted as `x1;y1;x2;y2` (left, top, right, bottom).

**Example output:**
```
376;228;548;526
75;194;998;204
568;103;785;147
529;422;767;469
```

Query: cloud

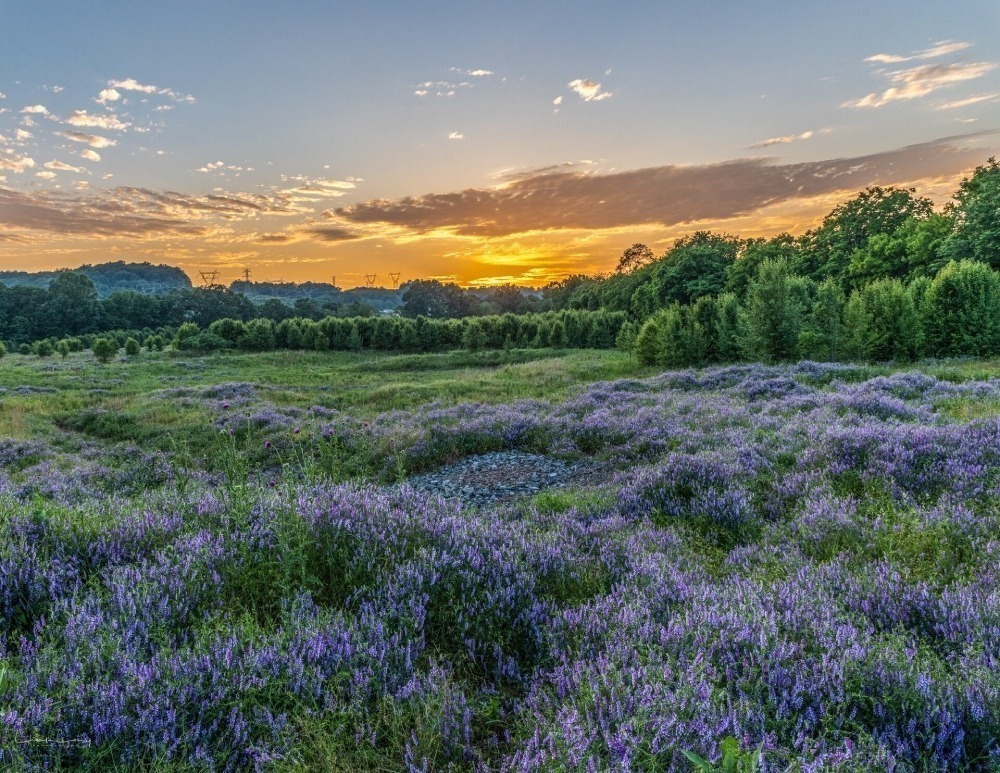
553;96;563;106
108;78;195;103
413;80;472;97
15;129;33;141
35;171;57;180
109;77;158;94
56;130;117;148
197;161;225;172
20;105;49;115
568;79;612;102
866;40;972;64
0;185;300;239
44;160;85;173
96;88;121;104
79;149;101;162
750;129;828;148
935;93;998;110
335;131;999;238
845;60;996;108
301;226;362;242
65;110;130;130
448;131;464;140
0;152;36;173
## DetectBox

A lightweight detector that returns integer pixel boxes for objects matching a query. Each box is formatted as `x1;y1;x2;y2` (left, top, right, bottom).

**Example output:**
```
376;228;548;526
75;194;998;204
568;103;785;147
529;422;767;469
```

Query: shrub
92;337;119;363
124;338;141;357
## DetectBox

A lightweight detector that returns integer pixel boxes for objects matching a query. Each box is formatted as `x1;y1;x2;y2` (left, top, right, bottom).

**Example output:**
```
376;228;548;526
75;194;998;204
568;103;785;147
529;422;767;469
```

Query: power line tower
330;275;337;289
241;267;252;282
199;270;220;288
388;272;401;289
364;273;377;287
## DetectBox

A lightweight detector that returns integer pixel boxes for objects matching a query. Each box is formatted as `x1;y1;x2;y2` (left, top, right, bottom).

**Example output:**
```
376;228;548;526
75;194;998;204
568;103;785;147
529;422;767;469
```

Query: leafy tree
548;320;568;348
45;271;100;336
346;323;363;352
923;260;1000;357
845;279;922;362
802;186;934;285
173;322;201;351
208;318;247;346
649;232;740;307
240;318;276;352
715;293;742;363
400;279;471;319
616;243;654;273
92;337;119;364
803;278;846;361
33;339;53;357
55;339;71;359
0;341;6;358
726;234;802;300
848;213;954;285
941;157;1000;268
124;337;141;357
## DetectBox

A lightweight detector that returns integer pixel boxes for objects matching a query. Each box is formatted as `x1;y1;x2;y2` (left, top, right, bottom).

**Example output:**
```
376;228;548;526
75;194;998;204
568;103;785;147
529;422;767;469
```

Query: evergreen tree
739;259;801;363
923;260;1000;357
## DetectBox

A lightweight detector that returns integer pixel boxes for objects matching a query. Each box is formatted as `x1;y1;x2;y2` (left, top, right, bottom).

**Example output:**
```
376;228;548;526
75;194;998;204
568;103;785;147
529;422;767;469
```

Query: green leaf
681;748;716;771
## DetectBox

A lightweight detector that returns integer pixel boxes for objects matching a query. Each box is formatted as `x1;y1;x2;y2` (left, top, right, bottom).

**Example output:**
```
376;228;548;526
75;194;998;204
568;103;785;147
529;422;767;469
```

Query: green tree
846;279;922;362
923;260;1000;357
240;318;277;352
739;259;801;363
616;243;654;273
124;337;141;357
726;234;802;299
548;320;568;348
649;232;740;307
803;278;846;361
33;339;53;357
92;337;119;364
941;157;1000;268
634;317;661;366
803;187;934;285
0;341;6;358
45;271;101;336
346;323;363;352
55;339;71;359
715;293;743;363
848;213;954;286
615;320;639;353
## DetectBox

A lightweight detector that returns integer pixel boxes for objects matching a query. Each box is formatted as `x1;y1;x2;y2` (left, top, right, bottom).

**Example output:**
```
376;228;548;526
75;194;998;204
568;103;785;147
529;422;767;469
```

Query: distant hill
0;261;192;298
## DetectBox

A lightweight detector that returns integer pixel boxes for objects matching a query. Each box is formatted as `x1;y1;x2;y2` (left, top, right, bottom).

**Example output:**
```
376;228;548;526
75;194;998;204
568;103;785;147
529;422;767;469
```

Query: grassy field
4;348;1000;770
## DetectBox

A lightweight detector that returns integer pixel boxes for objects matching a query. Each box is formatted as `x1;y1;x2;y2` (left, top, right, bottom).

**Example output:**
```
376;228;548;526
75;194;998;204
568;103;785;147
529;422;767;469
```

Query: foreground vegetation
3;348;1000;769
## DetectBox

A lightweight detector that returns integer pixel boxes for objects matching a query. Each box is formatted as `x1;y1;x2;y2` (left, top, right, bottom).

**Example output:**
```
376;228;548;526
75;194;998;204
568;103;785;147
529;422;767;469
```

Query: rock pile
403;450;608;507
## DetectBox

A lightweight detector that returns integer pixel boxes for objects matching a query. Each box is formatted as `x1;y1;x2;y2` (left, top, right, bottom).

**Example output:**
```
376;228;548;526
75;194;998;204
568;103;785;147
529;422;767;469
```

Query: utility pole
199;270;220;287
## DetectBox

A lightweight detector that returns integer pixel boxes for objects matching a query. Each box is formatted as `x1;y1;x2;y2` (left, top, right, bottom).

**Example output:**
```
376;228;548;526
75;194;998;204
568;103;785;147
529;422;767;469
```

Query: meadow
2;347;1000;770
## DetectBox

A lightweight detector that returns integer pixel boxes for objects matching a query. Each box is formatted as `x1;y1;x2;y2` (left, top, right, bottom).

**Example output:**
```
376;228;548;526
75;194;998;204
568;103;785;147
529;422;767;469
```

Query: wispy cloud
108;77;195;103
43;160;85;173
865;40;972;64
65;110;130;130
568;78;612;102
335;131;998;237
414;80;472;97
35;171;57;180
448;131;464;140
750;129;827;148
20;105;49;115
450;67;493;77
935;93;998;110
56;130;117;149
846;41;996;108
79;149;101;162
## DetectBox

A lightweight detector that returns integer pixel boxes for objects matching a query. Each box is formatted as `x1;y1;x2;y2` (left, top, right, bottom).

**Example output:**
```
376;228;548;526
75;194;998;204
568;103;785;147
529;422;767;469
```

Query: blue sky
1;1;998;285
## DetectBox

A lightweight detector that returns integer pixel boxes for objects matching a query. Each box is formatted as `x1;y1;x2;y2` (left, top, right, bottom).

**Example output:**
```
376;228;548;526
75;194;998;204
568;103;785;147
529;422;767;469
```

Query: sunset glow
1;2;998;286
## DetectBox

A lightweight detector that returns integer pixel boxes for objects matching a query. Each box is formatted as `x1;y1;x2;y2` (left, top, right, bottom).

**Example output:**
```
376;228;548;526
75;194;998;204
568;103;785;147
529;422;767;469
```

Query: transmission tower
364;273;377;287
388;272;401;289
330;275;337;289
199;270;220;287
241;268;252;282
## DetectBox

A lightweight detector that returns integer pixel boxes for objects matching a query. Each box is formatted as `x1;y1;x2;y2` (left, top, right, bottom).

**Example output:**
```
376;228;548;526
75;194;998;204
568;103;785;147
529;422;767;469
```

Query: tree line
1;157;998;365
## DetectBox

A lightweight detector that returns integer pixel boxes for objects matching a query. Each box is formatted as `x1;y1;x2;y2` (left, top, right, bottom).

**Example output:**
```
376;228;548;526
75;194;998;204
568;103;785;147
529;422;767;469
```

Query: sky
0;1;998;288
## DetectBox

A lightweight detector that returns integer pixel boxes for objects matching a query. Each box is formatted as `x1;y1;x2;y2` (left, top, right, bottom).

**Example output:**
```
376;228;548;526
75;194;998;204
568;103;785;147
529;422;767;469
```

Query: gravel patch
403;450;610;507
